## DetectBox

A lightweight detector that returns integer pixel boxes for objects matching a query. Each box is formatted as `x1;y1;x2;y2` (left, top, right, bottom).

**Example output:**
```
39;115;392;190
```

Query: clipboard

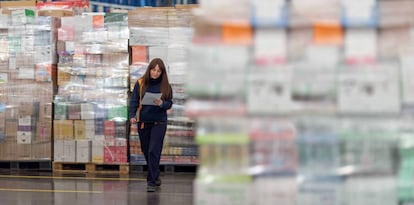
141;92;162;105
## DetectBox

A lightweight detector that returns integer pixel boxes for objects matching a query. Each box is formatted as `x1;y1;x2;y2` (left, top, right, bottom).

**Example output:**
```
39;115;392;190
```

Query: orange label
93;15;104;29
131;46;148;64
313;21;343;45
222;21;253;45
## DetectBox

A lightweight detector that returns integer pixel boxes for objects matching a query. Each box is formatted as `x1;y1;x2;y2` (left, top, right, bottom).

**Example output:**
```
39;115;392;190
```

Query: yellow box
53;120;73;140
74;120;86;140
0;0;35;8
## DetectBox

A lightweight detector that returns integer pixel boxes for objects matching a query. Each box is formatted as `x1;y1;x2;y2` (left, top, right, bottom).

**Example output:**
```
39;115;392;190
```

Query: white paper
142;92;162;105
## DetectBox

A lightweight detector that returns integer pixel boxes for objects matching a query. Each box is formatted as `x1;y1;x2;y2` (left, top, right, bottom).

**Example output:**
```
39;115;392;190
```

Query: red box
104;121;115;136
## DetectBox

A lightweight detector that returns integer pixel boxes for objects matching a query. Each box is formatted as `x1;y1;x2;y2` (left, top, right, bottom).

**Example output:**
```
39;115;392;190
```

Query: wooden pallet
86;163;129;175
53;162;129;175
0;160;52;171
53;162;88;174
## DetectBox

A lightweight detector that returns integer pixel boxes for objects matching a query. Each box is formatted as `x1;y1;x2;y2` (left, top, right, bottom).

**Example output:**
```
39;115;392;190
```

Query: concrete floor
0;171;195;205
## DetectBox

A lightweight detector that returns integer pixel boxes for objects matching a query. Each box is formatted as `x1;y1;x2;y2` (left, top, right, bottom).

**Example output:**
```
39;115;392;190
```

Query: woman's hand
154;99;163;106
130;118;137;124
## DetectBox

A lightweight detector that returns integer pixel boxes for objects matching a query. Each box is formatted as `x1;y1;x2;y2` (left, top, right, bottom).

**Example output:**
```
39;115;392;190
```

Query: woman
129;58;173;192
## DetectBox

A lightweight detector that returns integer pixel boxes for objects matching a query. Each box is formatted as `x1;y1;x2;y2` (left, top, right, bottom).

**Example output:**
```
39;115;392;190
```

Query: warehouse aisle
0;171;195;205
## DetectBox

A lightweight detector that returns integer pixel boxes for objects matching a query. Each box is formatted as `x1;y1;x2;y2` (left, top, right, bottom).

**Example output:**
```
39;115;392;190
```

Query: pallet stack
53;12;130;173
0;8;58;163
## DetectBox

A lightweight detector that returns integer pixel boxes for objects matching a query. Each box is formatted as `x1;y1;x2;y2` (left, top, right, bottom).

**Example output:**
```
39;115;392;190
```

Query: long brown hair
140;58;172;99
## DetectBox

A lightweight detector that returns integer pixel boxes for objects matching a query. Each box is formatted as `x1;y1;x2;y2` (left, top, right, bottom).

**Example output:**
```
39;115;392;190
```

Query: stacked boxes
128;6;198;165
54;13;129;163
0;11;58;160
188;0;253;204
189;0;414;204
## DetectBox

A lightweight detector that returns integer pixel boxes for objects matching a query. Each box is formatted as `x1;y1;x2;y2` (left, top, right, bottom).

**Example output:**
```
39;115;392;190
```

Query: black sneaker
147;185;156;192
156;178;161;186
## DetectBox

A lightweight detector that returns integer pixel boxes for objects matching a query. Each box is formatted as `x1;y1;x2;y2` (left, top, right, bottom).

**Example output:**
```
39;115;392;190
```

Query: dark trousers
138;122;167;186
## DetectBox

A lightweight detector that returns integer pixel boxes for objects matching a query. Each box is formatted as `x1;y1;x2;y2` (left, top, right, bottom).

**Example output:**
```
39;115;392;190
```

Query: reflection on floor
0;171;195;205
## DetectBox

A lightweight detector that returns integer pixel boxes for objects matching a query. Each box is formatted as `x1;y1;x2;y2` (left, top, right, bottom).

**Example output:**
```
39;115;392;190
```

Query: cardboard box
107;106;127;121
94;104;107;119
36;121;51;143
0;0;36;8
0;112;5;134
16;144;31;159
2;139;17;160
192;15;222;43
53;120;73;140
345;28;377;64
128;7;172;27
74;120;86;140
39;103;52;120
32;141;51;159
131;46;148;64
66;41;75;53
63;140;76;162
92;136;104;163
254;28;287;65
76;140;91;163
115;121;126;138
104;136;115;146
38;10;74;17
5;119;17;137
35;64;53;82
5;106;19;120
57;69;71;86
104;121;115;137
0;72;8;84
11;9;35;26
54;140;64;162
104;146;127;163
19;102;35;116
81;103;95;120
94;119;104;135
67;103;81;120
54;102;67;120
115;138;127;146
84;120;95;140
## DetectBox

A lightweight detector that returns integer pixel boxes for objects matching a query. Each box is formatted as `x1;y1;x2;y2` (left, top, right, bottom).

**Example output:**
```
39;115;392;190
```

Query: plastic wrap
54;13;129;164
0;11;56;161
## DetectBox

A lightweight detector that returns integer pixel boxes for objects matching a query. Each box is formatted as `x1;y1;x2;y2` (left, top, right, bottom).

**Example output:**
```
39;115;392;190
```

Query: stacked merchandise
190;0;414;204
384;1;414;204
128;6;198;166
0;9;58;161
188;0;253;204
54;13;129;164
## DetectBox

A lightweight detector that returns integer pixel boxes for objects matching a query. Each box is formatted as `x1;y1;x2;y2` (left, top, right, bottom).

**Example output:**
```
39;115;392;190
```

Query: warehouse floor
0;170;195;205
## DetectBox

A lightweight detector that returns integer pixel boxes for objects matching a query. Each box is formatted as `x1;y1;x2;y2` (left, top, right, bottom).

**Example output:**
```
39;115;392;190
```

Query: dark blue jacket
129;78;173;123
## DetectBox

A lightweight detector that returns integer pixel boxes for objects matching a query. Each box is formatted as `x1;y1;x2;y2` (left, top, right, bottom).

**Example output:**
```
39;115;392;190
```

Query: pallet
0;160;52;171
53;162;129;175
86;163;129;175
130;163;197;173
